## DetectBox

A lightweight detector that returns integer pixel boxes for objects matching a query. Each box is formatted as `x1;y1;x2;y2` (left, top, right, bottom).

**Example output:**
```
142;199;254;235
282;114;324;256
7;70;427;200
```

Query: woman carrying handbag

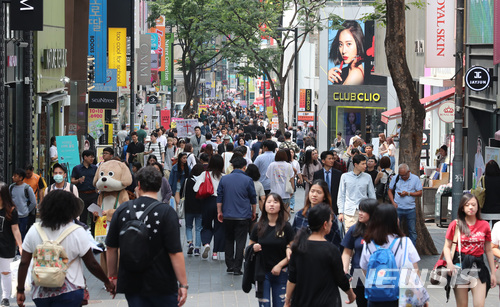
442;194;496;305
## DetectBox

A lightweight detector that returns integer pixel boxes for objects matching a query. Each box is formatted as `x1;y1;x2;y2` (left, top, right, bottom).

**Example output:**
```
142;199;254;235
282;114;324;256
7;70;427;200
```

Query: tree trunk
385;0;438;255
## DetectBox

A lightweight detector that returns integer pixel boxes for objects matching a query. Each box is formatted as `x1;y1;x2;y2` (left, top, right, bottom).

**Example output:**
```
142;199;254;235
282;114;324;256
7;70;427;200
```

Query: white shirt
49;145;58;160
23;223;91;297
187;152;197;169
157;135;167;148
266;161;294;199
360;235;420;271
193;171;223;197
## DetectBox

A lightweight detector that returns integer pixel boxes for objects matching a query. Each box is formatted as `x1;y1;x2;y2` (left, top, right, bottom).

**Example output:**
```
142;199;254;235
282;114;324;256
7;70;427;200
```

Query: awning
381;88;455;124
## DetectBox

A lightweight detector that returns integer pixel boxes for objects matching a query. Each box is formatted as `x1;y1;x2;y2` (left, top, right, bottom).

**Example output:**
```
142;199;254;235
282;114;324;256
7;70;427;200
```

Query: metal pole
129;1;135;134
263;73;266;118
171;31;174;112
451;0;464;220
293;28;298;133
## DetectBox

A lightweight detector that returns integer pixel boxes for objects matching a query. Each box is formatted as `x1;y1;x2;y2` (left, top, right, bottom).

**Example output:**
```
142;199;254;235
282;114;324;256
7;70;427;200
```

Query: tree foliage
149;0;231;117
363;0;437;255
213;0;330;132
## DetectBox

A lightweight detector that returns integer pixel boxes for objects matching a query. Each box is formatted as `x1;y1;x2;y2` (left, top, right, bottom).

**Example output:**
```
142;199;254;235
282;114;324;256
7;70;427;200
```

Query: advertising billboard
327;19;387;144
108;28;127;86
426;0;455;67
468;0;494;44
88;0;107;83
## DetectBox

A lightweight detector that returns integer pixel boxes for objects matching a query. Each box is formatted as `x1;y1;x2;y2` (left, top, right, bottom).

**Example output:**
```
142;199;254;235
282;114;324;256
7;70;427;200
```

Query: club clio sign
425;0;455;68
328;86;387;107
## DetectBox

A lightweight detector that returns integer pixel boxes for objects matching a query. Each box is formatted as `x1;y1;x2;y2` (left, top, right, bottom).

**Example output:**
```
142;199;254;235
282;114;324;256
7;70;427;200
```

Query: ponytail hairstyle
292;203;332;254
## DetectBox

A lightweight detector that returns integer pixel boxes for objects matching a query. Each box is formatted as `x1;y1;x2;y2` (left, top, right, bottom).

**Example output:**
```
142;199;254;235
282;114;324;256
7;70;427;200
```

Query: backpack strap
9;183;14;195
34;223;49;242
55;224;81;244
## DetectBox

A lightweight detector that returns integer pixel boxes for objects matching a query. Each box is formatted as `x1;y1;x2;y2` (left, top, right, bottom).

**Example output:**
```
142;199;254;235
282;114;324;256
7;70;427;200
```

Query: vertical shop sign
305;89;312;111
150;26;165;72
425;0;455;67
299;89;306;111
88;109;105;140
137;35;151;86
11;0;43;30
108;28;127;86
162;32;174;85
161;110;171;128
494;0;500;64
88;0;107;83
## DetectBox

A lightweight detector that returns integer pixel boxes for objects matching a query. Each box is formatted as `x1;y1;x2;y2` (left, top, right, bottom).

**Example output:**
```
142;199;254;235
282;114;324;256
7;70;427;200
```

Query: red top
445;219;491;257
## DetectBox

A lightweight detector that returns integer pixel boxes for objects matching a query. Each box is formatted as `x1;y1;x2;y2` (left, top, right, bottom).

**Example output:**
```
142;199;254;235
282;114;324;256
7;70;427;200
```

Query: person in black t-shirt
249;193;294;305
106;166;188;306
0;183;23;307
126;132;145;165
365;156;378;186
285;204;355;307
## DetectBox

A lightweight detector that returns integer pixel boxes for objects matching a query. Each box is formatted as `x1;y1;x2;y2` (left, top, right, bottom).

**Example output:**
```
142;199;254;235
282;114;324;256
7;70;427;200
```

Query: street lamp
277;27;298;133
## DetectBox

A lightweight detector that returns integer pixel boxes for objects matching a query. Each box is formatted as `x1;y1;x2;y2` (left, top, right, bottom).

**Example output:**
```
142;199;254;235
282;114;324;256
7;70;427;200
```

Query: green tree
149;0;230;117
364;0;437;255
215;0;335;132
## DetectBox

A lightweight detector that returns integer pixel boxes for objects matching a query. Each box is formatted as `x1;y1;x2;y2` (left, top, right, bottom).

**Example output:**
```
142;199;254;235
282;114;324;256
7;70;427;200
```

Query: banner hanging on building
93;69;117;92
88;0;107;83
494;0;500;64
160;110;171;128
149;25;166;72
162;32;174;85
175;119;199;137
11;0;43;31
137;34;152;86
425;0;456;67
88;109;105;140
56;136;80;178
108;28;127;86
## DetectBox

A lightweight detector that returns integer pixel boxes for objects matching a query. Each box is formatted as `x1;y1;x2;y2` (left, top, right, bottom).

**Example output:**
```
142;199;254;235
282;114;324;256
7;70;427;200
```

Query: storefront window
329;106;386;146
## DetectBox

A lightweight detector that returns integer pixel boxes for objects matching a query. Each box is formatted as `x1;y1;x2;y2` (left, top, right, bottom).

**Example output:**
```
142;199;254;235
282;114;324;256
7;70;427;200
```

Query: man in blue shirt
71;150;98;234
253;140;277;195
217;157;257;275
387;163;422;246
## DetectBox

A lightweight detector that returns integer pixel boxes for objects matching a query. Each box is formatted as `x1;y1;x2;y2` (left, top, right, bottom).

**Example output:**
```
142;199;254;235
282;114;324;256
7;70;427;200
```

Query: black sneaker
226;267;234;273
233;270;243;276
1;298;10;307
187;243;194;255
194;248;200;256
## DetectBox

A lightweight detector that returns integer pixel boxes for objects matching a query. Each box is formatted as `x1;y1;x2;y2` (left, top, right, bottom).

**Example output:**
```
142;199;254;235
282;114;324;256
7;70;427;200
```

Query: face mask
53;174;64;183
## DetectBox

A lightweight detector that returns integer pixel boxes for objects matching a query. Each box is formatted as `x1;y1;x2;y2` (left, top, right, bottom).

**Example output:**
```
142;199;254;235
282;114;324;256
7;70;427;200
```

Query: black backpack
376;170;399;201
119;200;163;272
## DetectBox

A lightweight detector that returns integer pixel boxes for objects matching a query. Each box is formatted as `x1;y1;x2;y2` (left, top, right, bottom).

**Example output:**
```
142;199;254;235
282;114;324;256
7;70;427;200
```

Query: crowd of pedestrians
0;101;499;307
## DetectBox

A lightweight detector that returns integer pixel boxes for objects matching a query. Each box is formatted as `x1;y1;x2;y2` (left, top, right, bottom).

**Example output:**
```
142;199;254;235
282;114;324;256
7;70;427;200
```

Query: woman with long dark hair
340;199;378;307
184;164;205;256
0;183;23;307
359;203;422;306
151;162;173;203
481;160;500;213
194;154;225;260
292;180;342;250
266;150;295;209
442;194;496;306
249;193;294;307
300;149;322;207
284;204;355;306
328;20;365;86
168;152;190;213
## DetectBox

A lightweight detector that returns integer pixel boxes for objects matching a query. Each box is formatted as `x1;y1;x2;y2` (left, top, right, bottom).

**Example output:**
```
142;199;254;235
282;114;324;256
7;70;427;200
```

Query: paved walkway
4;188;499;306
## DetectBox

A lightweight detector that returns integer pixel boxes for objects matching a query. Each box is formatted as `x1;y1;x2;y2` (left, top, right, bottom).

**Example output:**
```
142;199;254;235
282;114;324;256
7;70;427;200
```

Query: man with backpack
387;164;422;247
10;168;37;240
145;132;165;163
105;166;188;306
45;163;79;197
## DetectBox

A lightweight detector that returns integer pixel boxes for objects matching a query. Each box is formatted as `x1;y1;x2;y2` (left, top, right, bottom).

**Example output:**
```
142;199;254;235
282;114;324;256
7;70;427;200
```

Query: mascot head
93;160;133;191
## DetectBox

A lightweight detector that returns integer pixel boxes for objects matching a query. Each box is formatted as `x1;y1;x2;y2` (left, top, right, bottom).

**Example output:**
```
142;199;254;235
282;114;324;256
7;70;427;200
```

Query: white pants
0;257;13;300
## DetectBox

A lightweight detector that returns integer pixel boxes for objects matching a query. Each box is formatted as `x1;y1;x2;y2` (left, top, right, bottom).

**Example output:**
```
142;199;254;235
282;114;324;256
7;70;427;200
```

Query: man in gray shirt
337;155;376;232
190;126;206;157
10;168;37;239
253;140;277;195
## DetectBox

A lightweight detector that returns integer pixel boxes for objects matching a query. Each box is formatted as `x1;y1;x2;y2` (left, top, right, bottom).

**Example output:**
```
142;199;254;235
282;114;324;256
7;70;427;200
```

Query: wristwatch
179;284;189;290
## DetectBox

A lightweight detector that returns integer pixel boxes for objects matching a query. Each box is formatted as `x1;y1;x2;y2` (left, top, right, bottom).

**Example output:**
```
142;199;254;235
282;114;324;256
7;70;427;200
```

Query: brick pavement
3;188;499;306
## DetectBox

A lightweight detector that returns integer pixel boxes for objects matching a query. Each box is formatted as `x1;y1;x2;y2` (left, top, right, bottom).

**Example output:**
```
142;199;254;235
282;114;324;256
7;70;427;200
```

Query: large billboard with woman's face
327;19;387;144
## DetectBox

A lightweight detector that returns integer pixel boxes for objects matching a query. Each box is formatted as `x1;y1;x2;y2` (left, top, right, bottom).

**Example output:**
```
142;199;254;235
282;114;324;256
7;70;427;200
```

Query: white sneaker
201;244;210;259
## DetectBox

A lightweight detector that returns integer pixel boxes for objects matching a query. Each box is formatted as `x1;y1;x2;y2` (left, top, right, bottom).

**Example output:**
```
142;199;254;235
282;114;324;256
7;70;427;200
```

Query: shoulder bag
430;221;460;284
196;171;214;199
470;176;486;208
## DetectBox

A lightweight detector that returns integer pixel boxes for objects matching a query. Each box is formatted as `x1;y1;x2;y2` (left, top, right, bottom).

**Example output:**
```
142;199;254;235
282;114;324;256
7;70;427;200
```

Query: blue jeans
126;293;177;307
397;207;417;247
18;217;28;241
33;289;84;307
259;270;288;307
290;194;295;210
389;156;396;171
170;197;176;210
185;213;202;247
